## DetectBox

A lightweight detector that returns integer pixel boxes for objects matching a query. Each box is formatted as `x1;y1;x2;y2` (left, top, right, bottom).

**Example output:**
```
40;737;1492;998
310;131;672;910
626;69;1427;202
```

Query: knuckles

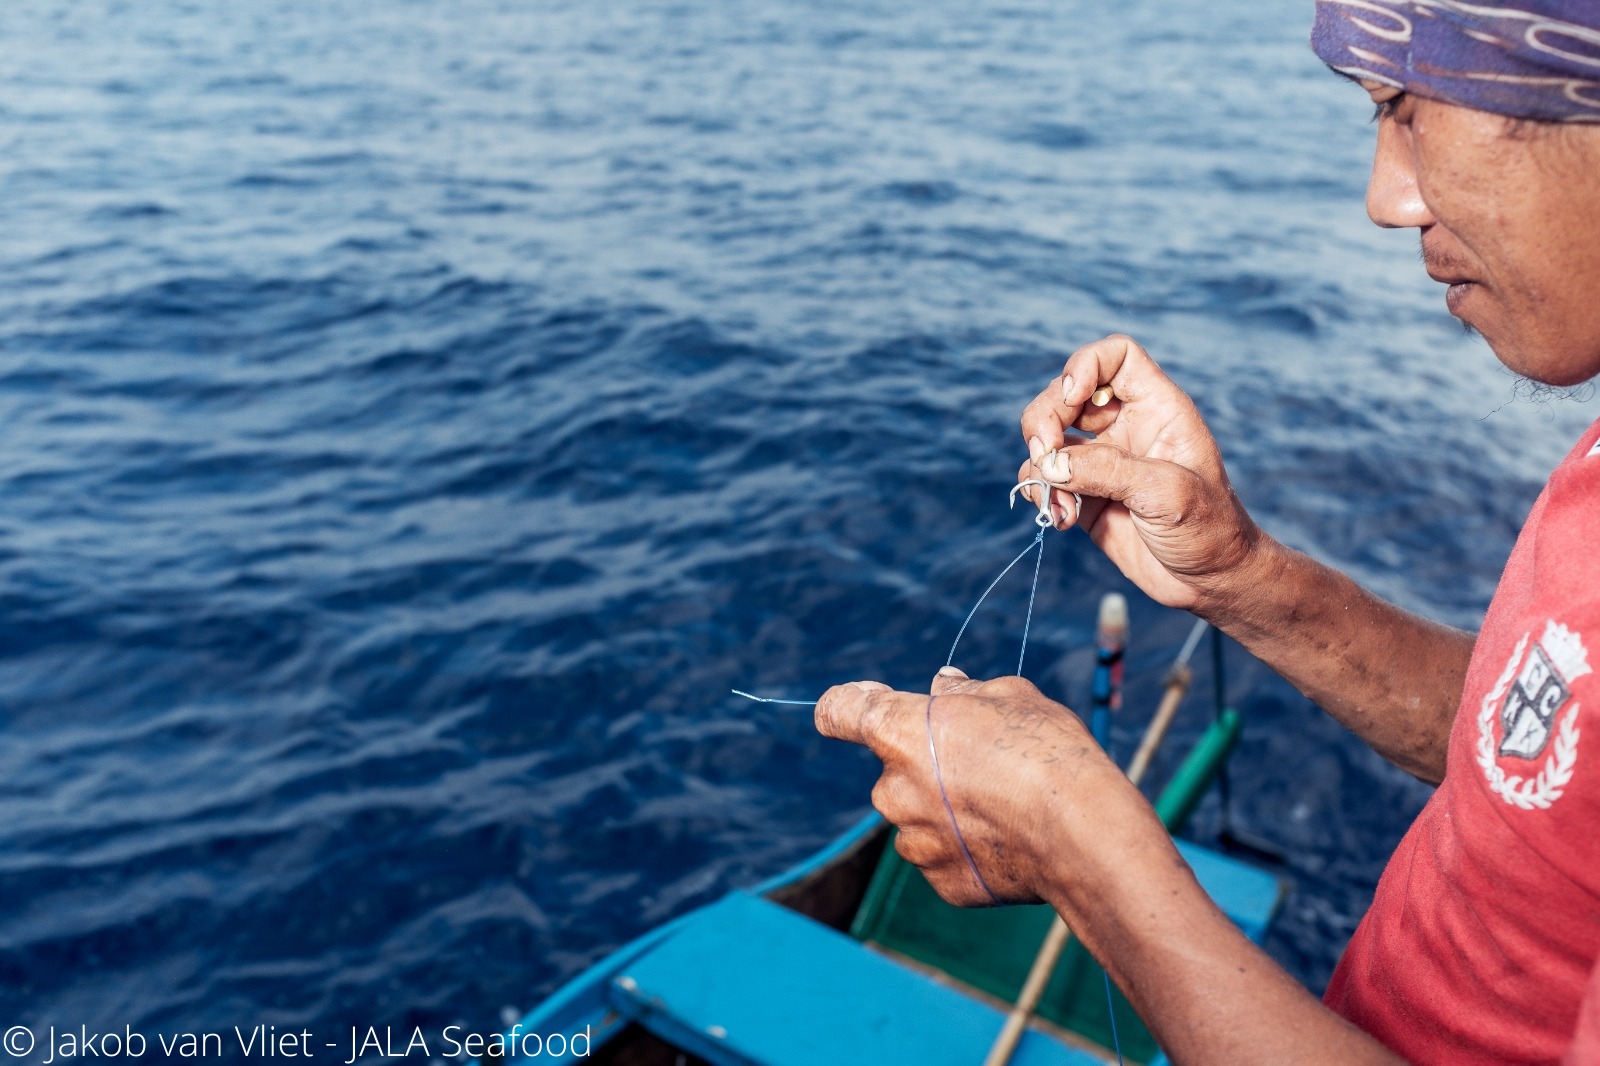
976;675;1042;700
870;775;904;821
892;828;942;868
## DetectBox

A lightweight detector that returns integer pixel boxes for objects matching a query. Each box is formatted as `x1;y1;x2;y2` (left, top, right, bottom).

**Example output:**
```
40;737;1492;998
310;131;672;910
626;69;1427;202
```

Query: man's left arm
816;672;1402;1066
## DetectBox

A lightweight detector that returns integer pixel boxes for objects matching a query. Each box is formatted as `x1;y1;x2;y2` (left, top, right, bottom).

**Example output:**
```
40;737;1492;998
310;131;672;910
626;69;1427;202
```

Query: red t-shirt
1569;962;1600;1065
1324;419;1600;1064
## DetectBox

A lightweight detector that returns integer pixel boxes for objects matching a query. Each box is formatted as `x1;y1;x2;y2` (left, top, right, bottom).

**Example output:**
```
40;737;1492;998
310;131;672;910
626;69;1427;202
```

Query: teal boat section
850;836;1281;1064
499;815;886;1065
503;911;694;1060
612;889;1107;1066
506;808;1284;1065
749;813;887;897
845;712;1269;1063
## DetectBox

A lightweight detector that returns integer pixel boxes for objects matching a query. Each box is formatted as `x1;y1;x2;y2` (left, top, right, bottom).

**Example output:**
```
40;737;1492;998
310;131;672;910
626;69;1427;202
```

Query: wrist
1194;526;1294;633
1029;764;1176;927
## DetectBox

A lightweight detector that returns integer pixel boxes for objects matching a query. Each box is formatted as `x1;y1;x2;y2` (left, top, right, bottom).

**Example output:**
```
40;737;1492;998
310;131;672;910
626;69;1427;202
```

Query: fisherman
814;3;1600;1062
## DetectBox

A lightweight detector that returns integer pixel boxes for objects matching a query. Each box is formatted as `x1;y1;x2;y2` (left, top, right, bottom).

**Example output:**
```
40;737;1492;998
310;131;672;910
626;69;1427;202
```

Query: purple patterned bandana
1311;1;1600;123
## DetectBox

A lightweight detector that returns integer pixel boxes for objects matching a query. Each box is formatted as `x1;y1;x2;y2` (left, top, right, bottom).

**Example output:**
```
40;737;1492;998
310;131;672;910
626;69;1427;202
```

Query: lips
1420;241;1481;317
1444;280;1477;315
1425;259;1478;316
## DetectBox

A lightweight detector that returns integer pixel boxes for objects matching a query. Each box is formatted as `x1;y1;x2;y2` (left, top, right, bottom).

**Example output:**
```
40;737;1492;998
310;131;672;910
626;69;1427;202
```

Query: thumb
815;680;893;745
931;664;983;697
1039;443;1196;524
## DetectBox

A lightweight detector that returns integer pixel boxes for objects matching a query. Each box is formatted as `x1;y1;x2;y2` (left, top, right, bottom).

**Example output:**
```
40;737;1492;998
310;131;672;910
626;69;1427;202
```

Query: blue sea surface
1;0;1595;1046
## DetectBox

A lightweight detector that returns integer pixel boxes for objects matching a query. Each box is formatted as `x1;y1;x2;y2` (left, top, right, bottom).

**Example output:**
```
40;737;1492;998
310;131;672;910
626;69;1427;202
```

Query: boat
498;618;1287;1065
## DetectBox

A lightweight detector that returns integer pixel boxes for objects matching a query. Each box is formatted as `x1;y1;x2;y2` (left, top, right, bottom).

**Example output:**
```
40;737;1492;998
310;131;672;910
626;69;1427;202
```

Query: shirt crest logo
1476;620;1587;810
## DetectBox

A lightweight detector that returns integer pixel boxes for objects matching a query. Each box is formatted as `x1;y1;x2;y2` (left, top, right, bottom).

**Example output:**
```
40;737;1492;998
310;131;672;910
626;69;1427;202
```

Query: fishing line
736;479;1058;707
928;524;1046;907
729;690;817;705
1104;971;1125;1066
732;485;1125;1065
734;509;1052;902
943;527;1046;672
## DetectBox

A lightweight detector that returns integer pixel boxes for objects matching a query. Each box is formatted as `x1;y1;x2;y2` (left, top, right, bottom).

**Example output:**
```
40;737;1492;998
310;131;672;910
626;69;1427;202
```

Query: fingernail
1028;436;1045;460
1041;451;1070;482
1054;491;1078;529
937;665;968;678
1061;374;1074;401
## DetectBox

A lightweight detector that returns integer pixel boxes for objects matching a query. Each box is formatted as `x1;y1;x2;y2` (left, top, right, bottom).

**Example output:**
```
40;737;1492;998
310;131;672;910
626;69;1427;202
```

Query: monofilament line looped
734;518;1048;707
928;523;1048;909
1016;530;1045;676
927;692;1003;906
945;528;1047;668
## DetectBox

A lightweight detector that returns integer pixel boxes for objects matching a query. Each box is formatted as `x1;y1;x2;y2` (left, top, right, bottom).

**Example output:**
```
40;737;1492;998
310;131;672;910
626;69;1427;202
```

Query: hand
814;667;1152;910
1018;334;1271;614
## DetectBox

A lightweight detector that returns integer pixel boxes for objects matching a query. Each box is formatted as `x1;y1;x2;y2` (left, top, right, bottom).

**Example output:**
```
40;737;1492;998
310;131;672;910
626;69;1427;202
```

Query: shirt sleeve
1566;953;1600;1065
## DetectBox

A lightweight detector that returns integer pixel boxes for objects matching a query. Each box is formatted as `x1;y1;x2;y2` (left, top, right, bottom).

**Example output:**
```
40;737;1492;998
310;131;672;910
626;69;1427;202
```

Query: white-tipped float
1095;591;1128;646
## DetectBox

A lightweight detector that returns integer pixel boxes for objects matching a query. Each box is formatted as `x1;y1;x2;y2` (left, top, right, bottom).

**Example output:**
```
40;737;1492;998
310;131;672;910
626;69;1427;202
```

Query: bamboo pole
1123;663;1192;787
981;618;1207;1066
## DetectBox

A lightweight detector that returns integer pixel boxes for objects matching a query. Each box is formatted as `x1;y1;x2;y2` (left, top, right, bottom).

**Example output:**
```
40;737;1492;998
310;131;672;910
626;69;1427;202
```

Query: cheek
1412;104;1517;222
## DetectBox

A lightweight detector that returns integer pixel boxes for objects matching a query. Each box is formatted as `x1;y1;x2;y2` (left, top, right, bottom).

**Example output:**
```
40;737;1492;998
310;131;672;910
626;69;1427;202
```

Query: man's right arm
1018;334;1473;783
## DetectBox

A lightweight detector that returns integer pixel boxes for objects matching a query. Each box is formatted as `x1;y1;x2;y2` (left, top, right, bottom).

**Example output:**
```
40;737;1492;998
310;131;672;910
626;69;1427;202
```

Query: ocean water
1;0;1595;1048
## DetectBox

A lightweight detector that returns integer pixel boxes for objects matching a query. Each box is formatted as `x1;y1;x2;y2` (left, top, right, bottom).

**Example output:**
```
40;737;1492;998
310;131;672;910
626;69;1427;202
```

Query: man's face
1363;82;1600;386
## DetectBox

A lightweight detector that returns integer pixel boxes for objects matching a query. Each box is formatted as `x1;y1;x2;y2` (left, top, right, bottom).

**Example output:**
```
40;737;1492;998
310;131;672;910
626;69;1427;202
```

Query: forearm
1044;826;1401;1066
1205;537;1473;783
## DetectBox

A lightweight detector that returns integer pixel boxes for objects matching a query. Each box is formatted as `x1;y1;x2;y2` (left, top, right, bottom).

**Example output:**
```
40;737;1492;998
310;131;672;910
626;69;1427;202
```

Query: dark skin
816;85;1600;1064
820;671;1397;1064
1017;332;1471;784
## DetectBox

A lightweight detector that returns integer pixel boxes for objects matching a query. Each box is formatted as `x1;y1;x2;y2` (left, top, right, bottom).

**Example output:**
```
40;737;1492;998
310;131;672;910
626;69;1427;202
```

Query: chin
1485;335;1600;388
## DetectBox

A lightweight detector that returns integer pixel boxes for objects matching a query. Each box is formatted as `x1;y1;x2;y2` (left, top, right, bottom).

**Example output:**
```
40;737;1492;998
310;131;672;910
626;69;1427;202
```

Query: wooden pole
981;620;1206;1066
1123;664;1192;787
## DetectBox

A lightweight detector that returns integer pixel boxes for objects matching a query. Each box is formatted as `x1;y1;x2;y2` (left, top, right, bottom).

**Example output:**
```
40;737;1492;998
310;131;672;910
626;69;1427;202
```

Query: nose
1366;117;1433;229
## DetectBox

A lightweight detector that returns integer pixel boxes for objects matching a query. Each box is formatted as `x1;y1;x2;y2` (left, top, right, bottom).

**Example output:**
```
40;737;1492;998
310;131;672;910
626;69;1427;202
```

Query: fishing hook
1010;477;1082;529
1010;479;1055;528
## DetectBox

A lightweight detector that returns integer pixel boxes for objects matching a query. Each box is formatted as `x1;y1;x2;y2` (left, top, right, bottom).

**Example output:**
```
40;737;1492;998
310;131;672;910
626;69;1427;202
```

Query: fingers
1016;456;1085;532
814;681;894;746
1058;333;1162;413
1021;394;1069;454
1019;334;1146;444
892;826;945;868
892;832;992;908
1059;486;1110;533
930;665;982;697
1039;442;1201;525
1021;334;1196;459
1048;486;1082;531
971;674;1044;701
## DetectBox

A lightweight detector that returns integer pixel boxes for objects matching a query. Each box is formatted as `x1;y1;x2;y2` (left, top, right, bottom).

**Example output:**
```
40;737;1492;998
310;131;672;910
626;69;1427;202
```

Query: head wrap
1311;1;1600;123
